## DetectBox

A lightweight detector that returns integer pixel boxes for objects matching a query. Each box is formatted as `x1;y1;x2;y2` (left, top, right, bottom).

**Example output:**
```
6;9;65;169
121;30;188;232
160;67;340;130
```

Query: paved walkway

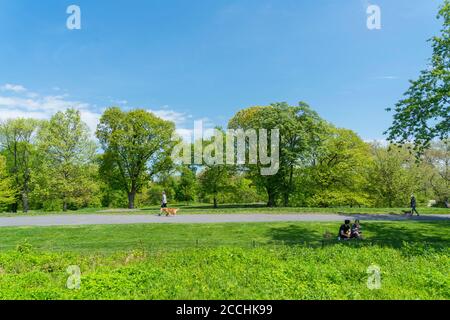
0;213;448;227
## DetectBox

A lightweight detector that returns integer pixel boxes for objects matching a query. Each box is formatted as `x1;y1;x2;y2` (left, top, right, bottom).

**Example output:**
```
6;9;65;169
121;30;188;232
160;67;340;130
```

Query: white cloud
79;110;102;137
364;139;389;147
1;83;27;93
0;83;215;143
110;98;128;105
147;109;189;125
0;83;98;137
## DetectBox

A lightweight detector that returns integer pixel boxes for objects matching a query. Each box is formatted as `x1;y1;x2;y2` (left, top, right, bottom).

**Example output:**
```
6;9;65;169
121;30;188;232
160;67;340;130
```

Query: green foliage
0;155;15;210
422;140;450;205
0;245;447;300
298;127;373;207
34;109;98;211
147;184;166;205
306;190;372;208
175;166;198;205
368;144;421;207
0;118;41;212
228;102;326;207
96;107;176;209
386;1;450;152
40;199;64;212
199;166;232;208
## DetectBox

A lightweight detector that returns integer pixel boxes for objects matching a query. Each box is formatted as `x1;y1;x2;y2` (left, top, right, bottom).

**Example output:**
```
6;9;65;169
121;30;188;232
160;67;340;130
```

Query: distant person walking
159;191;168;216
162;191;168;208
410;194;420;216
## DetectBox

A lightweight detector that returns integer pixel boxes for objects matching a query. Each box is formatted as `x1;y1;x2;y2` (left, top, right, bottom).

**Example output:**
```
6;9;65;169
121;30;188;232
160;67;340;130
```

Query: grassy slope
0;221;448;300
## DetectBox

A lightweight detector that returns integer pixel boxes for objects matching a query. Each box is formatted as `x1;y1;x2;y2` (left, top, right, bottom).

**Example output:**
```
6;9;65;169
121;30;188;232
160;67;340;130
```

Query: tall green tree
0;118;40;212
422;140;449;205
368;144;420;208
175;165;198;205
96;107;175;209
198;129;235;208
0;155;15;210
36;109;97;211
199;165;232;208
301;127;373;207
386;1;450;152
228;102;325;207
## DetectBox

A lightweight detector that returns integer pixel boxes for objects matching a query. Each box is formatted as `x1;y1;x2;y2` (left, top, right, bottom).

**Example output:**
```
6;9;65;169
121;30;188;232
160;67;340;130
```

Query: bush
306;190;373;208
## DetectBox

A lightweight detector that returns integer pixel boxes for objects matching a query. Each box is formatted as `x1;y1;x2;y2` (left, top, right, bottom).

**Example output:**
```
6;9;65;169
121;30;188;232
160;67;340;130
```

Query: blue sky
0;0;444;140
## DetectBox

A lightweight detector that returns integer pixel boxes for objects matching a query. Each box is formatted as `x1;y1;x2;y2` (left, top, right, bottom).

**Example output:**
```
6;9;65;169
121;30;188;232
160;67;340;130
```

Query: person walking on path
158;191;168;216
410;194;420;216
161;191;168;208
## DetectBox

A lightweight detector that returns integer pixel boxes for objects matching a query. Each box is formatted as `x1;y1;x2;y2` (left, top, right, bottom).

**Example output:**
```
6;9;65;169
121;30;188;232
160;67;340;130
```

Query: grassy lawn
0;203;449;217
0;221;448;299
0;220;449;252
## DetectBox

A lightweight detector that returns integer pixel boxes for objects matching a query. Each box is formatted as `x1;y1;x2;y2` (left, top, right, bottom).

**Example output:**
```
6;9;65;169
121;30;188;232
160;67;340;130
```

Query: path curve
0;213;448;227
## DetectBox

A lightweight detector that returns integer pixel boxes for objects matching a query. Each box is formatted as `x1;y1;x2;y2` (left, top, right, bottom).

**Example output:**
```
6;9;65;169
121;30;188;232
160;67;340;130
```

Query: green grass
1;203;449;217
0;220;449;252
0;221;448;300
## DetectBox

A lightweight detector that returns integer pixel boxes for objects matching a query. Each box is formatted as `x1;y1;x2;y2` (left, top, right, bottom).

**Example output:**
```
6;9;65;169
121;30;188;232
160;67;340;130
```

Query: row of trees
0;104;448;213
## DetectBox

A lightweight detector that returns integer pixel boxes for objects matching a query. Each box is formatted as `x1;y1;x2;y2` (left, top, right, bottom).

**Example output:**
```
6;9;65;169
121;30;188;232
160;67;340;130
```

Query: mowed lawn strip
0;221;448;252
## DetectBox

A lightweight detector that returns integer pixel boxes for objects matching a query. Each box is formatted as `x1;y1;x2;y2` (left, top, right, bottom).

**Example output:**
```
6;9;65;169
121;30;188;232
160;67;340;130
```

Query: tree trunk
11;202;18;214
283;193;289;207
22;192;29;213
267;188;276;207
213;195;218;209
63;201;68;212
283;165;294;207
22;175;29;213
128;191;136;209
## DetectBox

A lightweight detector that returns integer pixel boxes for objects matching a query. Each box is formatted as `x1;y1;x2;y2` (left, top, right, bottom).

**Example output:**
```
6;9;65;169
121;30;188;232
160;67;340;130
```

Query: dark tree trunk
213;195;218;209
22;175;29;213
11;202;18;213
283;193;289;207
283;165;294;207
267;188;276;207
22;192;29;213
128;191;136;209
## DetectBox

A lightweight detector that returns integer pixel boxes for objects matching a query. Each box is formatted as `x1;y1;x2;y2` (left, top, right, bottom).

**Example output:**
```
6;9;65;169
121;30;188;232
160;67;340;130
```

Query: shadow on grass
337;213;450;221
139;203;268;211
362;221;450;244
176;203;268;210
266;221;450;256
267;224;321;244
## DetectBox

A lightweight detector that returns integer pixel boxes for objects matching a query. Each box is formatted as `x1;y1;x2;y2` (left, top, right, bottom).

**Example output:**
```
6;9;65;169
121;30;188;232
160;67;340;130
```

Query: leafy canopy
386;1;450;151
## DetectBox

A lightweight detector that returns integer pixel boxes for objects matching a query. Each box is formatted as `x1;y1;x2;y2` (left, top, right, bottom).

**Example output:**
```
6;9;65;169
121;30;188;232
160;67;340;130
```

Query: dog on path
160;208;179;216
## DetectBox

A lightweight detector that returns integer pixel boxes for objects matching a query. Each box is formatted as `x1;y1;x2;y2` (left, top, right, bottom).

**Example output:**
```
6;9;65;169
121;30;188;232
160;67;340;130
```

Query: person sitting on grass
338;220;351;240
351;219;363;239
